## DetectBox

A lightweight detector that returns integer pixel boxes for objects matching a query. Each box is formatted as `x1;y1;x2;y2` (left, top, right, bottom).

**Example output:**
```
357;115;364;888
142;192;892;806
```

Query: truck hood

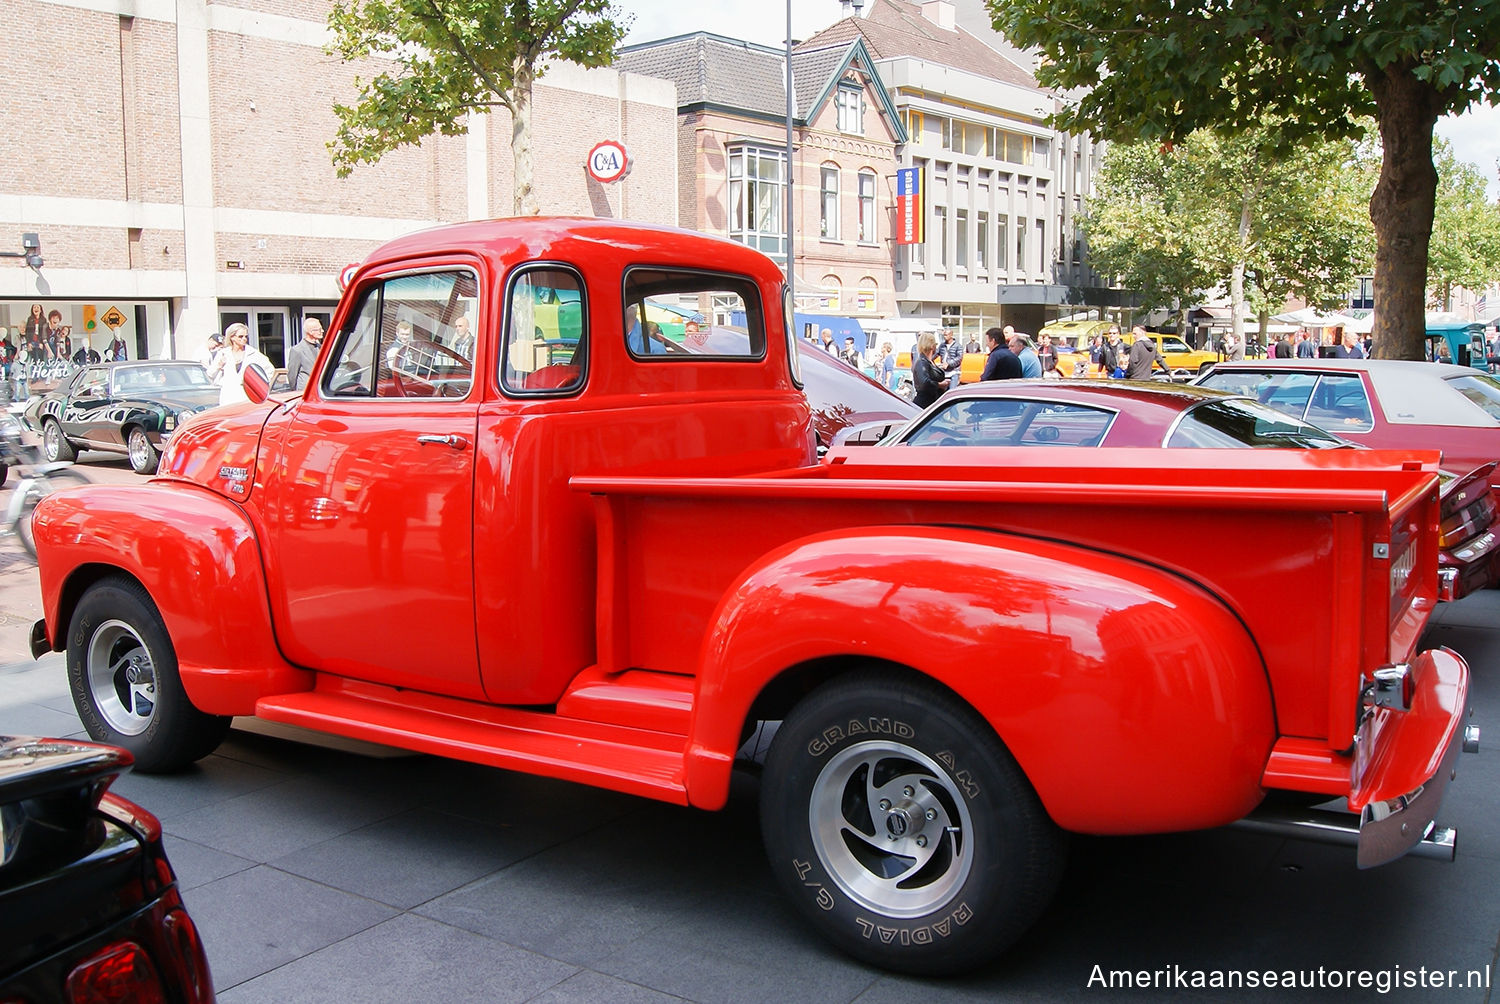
156;398;284;502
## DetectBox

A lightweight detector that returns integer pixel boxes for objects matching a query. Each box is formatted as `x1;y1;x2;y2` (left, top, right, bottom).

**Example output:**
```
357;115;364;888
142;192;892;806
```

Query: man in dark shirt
938;327;964;376
1273;334;1294;358
980;327;1023;380
1125;327;1172;380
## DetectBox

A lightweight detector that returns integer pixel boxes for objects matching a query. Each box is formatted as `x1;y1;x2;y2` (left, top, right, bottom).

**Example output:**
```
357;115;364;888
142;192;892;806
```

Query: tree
1083;143;1216;321
985;0;1500;359
1428;139;1500;309
1086;128;1372;343
326;0;627;215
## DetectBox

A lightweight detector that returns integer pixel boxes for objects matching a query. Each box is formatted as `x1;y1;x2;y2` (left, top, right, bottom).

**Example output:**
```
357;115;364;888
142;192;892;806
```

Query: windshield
113;364;214;392
1167;398;1351;448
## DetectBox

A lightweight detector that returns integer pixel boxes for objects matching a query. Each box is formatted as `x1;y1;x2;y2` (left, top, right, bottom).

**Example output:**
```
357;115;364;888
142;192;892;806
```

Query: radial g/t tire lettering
67;575;230;772
760;669;1065;975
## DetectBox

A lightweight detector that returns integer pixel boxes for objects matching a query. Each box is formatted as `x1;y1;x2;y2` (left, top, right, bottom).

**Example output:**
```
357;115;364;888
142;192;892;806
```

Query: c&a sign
587;141;632;184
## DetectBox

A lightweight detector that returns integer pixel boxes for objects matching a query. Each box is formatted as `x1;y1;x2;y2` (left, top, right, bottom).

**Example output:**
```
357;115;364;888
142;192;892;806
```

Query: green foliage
989;0;1500;358
1428;138;1500;305
326;0;627;178
986;0;1500;146
1085;127;1373;313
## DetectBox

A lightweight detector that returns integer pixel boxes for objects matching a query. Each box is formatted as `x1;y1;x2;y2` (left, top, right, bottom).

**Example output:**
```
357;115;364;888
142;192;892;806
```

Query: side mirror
243;364;270;404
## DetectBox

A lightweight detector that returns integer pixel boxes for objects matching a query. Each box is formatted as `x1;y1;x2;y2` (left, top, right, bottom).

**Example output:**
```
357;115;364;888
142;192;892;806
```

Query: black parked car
0;736;215;1002
25;362;219;474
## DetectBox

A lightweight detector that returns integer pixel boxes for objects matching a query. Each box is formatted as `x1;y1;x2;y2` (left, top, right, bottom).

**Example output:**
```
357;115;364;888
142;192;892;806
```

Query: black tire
14;468;90;559
43;418;76;462
761;669;1065;975
67;575;230;772
126;426;160;474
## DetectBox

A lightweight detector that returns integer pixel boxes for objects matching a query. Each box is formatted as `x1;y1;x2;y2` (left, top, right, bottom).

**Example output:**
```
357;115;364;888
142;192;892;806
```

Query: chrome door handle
416;434;468;450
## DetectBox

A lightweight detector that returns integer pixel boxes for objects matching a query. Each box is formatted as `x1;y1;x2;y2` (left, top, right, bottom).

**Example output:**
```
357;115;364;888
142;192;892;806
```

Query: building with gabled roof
618;31;906;324
803;0;1113;338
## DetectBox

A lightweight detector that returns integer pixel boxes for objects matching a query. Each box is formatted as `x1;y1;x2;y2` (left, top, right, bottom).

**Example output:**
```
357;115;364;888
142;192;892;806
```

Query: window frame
727;145;788;261
857;170;878;244
621;265;768;363
320;263;481;404
499;261;589;398
820;165;841;240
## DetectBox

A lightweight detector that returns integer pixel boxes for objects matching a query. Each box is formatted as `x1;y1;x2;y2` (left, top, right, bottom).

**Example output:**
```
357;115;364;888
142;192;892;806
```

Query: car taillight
1438;489;1497;547
162;906;215;1004
65;942;167;1004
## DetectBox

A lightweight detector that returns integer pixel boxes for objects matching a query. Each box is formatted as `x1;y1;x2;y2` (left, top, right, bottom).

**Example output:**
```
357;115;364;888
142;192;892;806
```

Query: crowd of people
803;315;1500;406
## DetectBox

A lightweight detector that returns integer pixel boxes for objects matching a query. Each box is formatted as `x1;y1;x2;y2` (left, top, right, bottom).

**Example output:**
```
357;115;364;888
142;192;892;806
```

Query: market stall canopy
1271;307;1355;327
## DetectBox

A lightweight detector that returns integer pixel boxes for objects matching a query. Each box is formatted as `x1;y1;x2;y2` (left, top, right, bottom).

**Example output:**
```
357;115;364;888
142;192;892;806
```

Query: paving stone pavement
1;504;1496;1001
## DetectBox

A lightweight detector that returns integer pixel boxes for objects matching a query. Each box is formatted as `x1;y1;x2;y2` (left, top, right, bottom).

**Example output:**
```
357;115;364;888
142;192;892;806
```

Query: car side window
902;399;1112;446
502;266;586;395
1306;374;1373;432
622;267;763;360
1200;370;1318;421
324;270;477;400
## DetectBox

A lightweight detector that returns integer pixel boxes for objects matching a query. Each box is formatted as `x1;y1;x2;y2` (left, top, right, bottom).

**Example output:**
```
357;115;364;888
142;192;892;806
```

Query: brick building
0;0;678;367
616;32;905;327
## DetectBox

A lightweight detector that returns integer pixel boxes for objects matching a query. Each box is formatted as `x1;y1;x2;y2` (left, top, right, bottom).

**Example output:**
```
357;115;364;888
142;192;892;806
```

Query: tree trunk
1230;195;1251;346
511;60;538;216
1368;65;1443;359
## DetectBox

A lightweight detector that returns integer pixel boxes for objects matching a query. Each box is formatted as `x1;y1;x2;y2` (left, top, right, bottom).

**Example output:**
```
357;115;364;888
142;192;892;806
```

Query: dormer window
836;85;864;135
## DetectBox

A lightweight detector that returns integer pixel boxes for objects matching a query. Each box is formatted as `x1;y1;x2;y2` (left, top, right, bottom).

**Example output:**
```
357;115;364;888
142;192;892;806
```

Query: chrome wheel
86;618;158;736
127;428;158;474
43;421;66;462
809;740;974;918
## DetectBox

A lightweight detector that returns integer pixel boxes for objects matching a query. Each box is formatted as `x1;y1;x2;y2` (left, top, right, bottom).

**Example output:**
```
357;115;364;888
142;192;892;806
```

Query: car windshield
113;364;213;392
1167;398;1351;448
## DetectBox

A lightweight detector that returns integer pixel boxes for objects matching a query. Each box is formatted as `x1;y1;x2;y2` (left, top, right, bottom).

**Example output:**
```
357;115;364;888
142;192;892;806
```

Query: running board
255;676;690;804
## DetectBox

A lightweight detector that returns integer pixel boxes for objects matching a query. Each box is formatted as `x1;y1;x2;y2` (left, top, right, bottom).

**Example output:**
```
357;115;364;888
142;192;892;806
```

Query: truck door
268;266;483;700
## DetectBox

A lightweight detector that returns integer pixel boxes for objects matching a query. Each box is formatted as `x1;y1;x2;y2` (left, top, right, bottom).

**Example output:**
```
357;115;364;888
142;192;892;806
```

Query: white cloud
619;0;855;49
1436;102;1500;201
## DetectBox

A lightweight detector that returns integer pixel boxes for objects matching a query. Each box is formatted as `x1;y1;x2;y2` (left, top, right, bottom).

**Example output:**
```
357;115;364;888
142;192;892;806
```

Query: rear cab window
623;268;765;360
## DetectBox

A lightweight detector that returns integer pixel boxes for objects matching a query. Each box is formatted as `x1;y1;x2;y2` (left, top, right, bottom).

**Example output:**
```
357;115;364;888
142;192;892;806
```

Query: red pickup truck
31;218;1479;975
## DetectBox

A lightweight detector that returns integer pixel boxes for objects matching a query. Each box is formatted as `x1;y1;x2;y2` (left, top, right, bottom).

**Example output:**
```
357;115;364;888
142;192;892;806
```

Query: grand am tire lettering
806;717;915;756
763;668;1064;975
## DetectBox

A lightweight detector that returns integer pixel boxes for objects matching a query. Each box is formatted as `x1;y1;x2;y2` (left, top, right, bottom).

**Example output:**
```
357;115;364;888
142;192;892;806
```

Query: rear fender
685;526;1276;834
34;484;309;715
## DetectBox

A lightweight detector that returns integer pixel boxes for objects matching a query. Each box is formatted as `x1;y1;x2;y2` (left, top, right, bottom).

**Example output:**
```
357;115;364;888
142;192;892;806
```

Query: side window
324;269;477;400
1201;370;1317;421
623;268;764;360
502;267;586;395
1306;373;1373;432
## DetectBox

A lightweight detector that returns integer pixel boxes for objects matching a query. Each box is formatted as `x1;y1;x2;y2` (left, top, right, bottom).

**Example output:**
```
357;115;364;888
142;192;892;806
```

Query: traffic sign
586;141;631;184
100;306;128;330
338;262;360;291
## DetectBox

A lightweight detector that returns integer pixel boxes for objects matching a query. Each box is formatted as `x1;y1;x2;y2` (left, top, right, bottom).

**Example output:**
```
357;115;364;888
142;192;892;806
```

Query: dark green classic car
25;362;220;474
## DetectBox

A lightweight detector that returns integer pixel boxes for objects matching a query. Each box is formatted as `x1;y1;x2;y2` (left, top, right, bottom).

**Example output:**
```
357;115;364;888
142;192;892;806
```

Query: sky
616;0;1500;200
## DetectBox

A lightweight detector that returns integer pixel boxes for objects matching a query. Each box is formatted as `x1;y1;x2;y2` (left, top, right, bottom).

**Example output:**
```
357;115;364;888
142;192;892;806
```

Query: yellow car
1039;320;1114;378
1118;331;1219;379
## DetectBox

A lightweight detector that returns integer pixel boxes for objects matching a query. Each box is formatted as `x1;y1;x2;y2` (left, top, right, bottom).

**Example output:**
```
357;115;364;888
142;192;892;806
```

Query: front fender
34;483;309;714
685;526;1276;834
